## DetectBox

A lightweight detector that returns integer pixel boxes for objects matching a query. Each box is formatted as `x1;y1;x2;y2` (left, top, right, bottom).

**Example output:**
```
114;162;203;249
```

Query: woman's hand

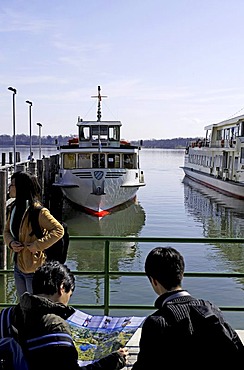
10;241;24;253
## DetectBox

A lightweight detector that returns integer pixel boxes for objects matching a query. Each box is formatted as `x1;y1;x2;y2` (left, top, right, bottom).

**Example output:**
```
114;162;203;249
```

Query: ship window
241;148;244;164
216;130;222;141
114;154;120;168
63;153;76;169
78;153;91;168
92;153;105;168
80;127;90;140
91;126;108;141
107;154;120;168
234;157;239;170
109;126;119;141
123;154;135;169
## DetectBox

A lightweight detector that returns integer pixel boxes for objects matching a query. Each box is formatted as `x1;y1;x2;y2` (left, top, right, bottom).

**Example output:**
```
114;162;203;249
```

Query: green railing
0;236;244;315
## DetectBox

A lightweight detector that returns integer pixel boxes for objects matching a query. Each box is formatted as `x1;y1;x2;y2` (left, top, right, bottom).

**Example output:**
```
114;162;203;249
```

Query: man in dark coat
131;247;244;369
11;261;128;370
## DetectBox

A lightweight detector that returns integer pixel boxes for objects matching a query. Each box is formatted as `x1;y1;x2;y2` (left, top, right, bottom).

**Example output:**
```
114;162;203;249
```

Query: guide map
67;309;145;366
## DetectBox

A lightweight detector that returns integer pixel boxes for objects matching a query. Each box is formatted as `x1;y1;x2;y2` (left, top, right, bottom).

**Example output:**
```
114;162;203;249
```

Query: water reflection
65;199;146;270
183;176;244;271
66;199;146;237
63;200;146;307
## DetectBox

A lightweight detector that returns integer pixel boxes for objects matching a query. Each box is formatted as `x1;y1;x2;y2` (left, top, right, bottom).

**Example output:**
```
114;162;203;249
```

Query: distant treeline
0;134;199;149
0;134;70;147
132;137;199;149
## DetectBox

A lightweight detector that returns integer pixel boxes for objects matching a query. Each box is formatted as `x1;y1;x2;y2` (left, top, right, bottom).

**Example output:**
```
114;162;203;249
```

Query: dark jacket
11;293;126;370
132;290;244;369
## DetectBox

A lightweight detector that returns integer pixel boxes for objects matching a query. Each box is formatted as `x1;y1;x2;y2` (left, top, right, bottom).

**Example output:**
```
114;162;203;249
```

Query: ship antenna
91;86;107;121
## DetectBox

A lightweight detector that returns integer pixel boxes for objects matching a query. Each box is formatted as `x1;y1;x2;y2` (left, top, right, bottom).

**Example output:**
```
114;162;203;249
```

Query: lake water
1;146;244;328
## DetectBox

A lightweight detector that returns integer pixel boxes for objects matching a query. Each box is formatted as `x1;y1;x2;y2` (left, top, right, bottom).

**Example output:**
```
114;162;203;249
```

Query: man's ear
149;276;158;287
151;278;158;287
58;283;65;296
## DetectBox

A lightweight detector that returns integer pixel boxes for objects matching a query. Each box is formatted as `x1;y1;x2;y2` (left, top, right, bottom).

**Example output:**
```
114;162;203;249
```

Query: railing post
0;171;7;236
1;153;6;166
9;153;13;165
104;240;110;316
0;170;7;304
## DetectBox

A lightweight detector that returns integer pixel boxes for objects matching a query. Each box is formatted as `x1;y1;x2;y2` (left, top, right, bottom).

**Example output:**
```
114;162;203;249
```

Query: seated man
131;246;244;369
11;261;128;370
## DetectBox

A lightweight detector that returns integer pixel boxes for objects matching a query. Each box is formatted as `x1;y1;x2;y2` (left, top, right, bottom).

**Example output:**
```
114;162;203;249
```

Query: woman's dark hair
32;261;75;295
11;171;41;205
10;171;42;235
145;247;185;290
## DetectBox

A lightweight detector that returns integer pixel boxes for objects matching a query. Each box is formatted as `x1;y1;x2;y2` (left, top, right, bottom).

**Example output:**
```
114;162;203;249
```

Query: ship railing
0;236;243;316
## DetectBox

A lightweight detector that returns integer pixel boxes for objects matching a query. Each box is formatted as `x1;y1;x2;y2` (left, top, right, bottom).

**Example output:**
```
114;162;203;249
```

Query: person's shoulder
187;298;226;324
143;311;166;328
43;312;72;334
194;299;222;314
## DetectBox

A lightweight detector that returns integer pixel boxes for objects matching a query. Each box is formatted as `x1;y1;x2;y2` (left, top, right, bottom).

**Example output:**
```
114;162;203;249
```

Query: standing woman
4;171;64;298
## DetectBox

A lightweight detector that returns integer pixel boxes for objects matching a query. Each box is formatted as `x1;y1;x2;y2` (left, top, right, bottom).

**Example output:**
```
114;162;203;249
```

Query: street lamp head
26;100;33;106
37;122;42;127
8;86;17;94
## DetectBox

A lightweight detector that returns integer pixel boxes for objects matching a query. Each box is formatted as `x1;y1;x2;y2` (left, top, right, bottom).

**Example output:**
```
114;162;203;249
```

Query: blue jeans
14;264;34;298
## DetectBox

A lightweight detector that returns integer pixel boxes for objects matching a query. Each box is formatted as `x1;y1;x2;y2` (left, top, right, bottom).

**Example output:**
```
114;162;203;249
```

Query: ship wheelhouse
60;117;138;171
77;117;122;148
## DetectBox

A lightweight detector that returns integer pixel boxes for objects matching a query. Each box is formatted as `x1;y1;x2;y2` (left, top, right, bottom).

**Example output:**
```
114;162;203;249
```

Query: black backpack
0;307;74;370
165;299;244;364
0;307;29;370
29;207;69;264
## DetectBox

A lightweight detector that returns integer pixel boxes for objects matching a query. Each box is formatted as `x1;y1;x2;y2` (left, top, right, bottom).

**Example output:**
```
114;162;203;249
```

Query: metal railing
0;236;244;315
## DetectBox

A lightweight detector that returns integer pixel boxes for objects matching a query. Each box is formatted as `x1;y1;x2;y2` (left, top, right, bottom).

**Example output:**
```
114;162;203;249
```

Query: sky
2;0;244;141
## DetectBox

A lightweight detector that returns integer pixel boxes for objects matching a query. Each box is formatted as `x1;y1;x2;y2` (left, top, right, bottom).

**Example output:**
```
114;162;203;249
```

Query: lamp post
36;123;42;159
8;87;17;171
26;100;33;160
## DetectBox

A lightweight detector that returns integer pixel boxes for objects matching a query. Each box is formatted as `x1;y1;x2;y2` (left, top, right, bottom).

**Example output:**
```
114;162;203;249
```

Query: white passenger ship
54;86;146;217
181;114;244;199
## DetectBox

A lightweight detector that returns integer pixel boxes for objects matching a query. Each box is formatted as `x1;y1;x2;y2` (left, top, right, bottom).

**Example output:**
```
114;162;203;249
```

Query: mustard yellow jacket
3;202;64;273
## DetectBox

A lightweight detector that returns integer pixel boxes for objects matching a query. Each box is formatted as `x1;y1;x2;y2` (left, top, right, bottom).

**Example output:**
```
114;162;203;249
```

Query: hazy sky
1;0;244;140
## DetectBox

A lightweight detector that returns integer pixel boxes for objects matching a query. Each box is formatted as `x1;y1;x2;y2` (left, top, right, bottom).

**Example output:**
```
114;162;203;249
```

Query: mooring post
1;153;6;166
0;170;7;272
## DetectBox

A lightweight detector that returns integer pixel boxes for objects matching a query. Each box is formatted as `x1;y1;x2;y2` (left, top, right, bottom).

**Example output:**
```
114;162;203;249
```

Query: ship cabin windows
216;130;222;141
78;153;90;168
123;154;135;169
92;153;105;168
63;153;76;169
79;127;90;141
91;126;108;141
188;153;212;168
107;154;120;168
241;148;244;164
240;121;244;137
234;156;239;170
109;126;120;141
79;125;120;143
62;152;137;169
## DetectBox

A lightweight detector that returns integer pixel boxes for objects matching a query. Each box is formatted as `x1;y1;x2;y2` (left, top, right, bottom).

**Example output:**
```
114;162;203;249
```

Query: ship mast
91;86;107;121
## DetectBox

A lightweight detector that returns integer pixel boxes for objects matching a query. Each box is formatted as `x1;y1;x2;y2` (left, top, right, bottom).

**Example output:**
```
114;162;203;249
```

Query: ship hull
55;168;145;216
181;166;244;199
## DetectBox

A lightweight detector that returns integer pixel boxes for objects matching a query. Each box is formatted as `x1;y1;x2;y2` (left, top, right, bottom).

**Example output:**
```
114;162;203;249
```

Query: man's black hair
32;260;75;295
145;247;185;290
